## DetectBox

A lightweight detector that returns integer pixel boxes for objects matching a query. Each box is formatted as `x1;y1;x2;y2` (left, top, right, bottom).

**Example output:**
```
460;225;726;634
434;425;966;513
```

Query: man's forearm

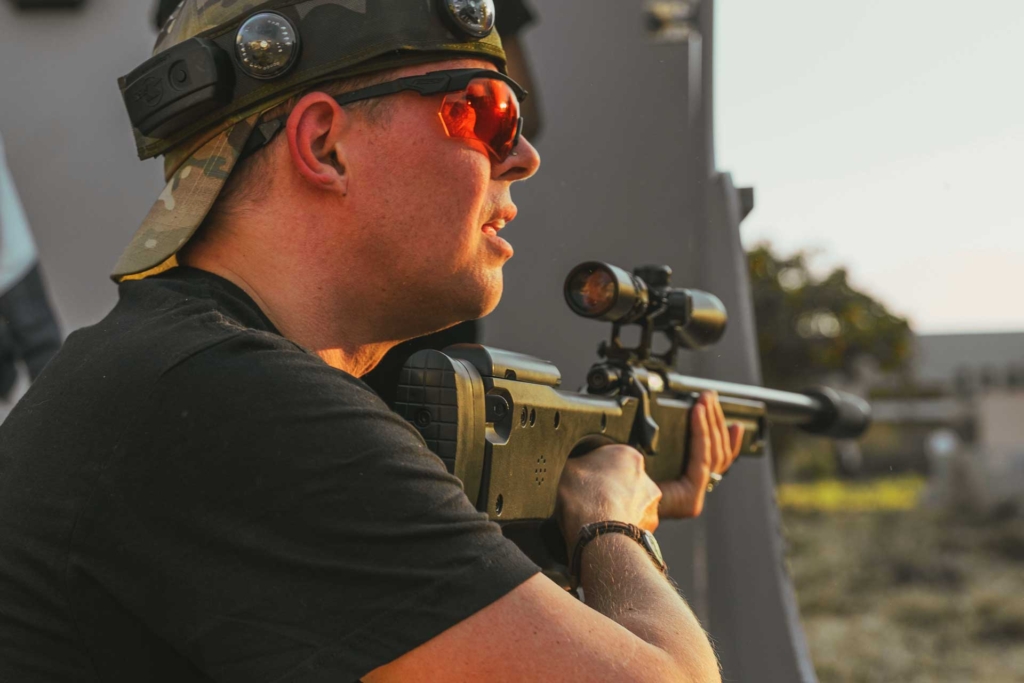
580;534;722;683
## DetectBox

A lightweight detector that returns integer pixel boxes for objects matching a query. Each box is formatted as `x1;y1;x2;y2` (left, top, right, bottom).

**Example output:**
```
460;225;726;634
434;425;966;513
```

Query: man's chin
476;278;504;319
437;292;501;336
402;272;502;337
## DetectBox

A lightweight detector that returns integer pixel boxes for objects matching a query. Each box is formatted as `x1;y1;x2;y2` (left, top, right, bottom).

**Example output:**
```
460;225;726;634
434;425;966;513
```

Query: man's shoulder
111;271;390;418
104;267;295;373
155;319;382;415
12;267;389;433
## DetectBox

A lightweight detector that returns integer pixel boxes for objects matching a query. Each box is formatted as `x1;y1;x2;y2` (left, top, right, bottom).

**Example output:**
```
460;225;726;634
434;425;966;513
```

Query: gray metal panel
484;3;701;389
481;0;706;605
699;171;817;682
680;2;815;678
486;1;816;680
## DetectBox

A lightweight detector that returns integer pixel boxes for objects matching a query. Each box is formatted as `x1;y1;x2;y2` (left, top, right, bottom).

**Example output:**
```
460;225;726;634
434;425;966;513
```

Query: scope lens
565;264;618;317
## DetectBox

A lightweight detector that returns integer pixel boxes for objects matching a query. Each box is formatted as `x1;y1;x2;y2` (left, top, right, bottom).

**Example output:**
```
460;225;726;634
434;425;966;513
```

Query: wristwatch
569;521;668;587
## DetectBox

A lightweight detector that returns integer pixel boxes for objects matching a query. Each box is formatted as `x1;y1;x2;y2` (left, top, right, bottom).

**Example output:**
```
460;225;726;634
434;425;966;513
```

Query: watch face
641;530;667;570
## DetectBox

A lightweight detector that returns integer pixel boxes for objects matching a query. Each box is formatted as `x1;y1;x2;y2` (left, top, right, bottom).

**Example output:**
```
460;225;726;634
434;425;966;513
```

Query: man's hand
556;444;662;551
658;391;744;518
556;391;744;547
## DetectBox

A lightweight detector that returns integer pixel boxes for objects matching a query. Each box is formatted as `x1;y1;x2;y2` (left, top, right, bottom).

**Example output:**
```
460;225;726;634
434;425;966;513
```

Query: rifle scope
564;261;727;350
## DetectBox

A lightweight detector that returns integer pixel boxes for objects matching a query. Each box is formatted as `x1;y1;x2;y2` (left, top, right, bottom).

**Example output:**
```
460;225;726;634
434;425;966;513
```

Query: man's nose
493;136;541;182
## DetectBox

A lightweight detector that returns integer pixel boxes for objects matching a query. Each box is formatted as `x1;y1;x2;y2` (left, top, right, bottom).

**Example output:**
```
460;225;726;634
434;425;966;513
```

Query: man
148;2;540;408
0;1;742;681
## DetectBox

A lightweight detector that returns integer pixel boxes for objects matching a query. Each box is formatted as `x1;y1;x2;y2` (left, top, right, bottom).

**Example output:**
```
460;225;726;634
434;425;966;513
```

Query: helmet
113;0;506;281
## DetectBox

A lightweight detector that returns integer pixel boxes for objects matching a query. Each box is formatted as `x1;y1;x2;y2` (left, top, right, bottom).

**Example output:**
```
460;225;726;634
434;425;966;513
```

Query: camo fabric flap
112;114;260;280
155;0;280;54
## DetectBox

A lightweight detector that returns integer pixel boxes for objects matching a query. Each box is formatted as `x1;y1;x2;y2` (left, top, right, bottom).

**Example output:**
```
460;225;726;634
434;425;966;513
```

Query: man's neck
180;253;396;377
314;347;393;377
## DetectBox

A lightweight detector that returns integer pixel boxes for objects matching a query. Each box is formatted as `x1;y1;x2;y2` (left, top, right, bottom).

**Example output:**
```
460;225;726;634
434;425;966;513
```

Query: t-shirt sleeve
68;332;540;683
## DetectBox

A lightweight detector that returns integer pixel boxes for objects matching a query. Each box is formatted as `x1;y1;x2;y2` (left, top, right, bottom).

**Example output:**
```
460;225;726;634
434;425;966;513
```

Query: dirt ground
782;503;1024;682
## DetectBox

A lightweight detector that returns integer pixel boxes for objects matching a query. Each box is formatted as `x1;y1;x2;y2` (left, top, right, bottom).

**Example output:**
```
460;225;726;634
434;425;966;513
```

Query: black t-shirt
0;267;539;682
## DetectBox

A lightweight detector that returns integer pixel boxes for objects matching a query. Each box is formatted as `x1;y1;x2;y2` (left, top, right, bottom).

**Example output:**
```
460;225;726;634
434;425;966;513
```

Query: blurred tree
748;242;912;390
747;242;913;478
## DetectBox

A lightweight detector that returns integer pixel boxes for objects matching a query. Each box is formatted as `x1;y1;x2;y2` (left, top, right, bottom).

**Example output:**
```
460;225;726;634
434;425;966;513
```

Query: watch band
568;521;668;587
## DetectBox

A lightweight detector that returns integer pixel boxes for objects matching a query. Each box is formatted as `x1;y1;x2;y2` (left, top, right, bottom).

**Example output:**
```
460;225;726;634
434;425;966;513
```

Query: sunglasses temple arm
333;72;466;107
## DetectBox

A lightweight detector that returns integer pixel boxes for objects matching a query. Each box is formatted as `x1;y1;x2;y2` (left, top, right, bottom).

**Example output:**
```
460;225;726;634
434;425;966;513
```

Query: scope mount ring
599;301;682;368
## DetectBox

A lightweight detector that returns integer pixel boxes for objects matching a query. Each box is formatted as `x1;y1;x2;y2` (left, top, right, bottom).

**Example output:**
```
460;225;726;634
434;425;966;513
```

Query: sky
715;0;1024;334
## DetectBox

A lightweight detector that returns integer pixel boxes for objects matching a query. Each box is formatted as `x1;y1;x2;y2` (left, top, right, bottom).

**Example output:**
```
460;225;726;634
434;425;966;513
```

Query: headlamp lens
442;0;497;39
235;12;300;80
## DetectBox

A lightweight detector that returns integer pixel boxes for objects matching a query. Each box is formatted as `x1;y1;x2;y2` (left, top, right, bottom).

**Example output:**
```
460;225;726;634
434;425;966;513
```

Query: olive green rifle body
396;343;869;575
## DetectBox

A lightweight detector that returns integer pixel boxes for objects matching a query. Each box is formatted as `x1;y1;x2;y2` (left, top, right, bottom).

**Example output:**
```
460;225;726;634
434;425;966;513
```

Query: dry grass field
780;479;1024;682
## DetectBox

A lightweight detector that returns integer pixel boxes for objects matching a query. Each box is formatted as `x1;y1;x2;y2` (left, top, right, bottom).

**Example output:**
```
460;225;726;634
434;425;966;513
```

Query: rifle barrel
662;371;871;439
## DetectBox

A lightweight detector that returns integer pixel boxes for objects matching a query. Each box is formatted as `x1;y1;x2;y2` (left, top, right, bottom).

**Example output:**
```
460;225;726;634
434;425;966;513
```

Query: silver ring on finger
706;472;723;493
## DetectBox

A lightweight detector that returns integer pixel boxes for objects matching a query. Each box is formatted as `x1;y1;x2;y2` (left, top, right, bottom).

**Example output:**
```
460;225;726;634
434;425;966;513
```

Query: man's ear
286;92;350;195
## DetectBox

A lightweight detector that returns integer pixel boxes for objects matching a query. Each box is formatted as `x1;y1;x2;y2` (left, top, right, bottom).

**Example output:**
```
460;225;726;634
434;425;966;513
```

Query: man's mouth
482;205;517;236
482;220;506;237
481;215;514;258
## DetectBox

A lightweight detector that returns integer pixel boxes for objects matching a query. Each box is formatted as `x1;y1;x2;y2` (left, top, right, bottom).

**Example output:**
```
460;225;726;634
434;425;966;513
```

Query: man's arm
366;393;737;683
364;564;716;683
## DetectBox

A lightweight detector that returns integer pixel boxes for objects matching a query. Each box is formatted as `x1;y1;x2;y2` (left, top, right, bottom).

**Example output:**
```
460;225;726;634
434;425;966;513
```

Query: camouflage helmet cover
112;0;506;281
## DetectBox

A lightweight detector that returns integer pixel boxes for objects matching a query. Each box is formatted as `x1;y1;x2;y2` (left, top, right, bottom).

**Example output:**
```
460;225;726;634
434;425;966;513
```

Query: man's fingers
660;394;745;520
704;392;726;474
715;392;731;472
660;400;726;519
729;423;744;461
690;403;712;474
685;402;711;514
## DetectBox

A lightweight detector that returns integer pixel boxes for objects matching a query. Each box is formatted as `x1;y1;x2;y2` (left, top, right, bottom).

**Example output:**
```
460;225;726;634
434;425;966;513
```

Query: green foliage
747;242;913;391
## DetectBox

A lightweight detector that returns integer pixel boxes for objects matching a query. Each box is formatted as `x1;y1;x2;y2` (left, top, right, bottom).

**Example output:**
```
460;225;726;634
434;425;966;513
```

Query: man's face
338;58;541;339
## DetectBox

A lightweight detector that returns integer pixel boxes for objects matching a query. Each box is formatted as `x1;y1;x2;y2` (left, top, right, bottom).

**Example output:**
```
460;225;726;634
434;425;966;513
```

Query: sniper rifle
395;262;871;585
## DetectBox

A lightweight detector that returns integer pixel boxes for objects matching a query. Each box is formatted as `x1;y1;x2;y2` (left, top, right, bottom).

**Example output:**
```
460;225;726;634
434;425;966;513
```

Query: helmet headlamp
440;0;496;39
235;12;300;80
121;37;234;139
